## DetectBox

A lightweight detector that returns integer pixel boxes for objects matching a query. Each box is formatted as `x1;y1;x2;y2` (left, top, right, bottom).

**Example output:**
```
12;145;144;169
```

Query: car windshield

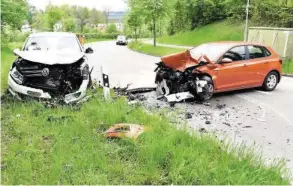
23;36;82;52
117;36;126;40
189;43;235;62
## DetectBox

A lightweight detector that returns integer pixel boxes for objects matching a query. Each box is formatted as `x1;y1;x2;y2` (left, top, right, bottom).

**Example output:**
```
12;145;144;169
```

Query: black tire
197;76;214;101
262;71;279;91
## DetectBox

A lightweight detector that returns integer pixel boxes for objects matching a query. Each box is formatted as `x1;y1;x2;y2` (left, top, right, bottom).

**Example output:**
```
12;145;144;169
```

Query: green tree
105;23;117;33
1;0;29;29
127;11;142;40
45;5;62;30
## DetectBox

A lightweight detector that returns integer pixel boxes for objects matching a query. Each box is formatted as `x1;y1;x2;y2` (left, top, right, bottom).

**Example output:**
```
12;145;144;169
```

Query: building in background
53;21;63;32
21;23;32;33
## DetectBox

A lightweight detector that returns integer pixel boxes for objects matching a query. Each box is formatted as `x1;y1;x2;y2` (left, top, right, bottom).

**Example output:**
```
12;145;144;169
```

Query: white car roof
28;32;77;38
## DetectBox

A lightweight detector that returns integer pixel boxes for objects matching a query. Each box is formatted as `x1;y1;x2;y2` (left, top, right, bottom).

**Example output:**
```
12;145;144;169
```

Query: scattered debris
165;92;194;103
243;126;252;128
203;102;211;106
199;128;207;133
104;124;147;140
216;103;226;109
205;121;211;125
223;122;231;127
128;100;139;105
185;112;193;119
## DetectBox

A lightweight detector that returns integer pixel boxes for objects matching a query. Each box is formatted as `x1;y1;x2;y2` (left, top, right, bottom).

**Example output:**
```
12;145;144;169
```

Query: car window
248;45;267;59
222;46;246;62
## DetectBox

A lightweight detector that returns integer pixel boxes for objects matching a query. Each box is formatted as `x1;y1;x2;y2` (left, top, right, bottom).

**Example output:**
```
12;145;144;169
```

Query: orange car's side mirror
221;58;233;64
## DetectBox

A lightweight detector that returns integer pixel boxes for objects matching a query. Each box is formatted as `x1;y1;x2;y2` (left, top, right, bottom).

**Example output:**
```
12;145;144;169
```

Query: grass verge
1;44;290;185
158;21;244;46
128;41;184;56
283;59;293;74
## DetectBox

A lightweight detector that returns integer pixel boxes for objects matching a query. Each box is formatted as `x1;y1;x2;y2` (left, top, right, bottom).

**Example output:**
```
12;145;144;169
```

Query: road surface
87;41;293;172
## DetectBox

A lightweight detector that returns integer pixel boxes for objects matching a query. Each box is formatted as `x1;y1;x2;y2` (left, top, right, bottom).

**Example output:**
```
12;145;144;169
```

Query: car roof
28;32;77;37
204;41;268;47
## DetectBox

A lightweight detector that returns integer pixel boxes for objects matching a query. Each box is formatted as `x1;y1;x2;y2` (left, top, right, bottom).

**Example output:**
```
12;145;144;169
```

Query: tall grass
158;21;244;46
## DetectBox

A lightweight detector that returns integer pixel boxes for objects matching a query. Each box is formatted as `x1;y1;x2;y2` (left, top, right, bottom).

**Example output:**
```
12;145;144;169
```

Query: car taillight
279;59;283;64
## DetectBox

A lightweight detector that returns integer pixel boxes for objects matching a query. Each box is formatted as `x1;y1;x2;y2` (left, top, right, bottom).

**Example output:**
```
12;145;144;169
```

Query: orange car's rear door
244;45;273;86
214;46;249;91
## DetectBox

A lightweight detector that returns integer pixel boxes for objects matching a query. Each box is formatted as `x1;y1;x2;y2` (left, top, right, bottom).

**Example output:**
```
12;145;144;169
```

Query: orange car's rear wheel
262;71;279;91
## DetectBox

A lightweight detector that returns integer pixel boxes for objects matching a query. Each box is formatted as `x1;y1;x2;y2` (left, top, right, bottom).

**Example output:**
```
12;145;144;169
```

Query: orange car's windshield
189;43;235;62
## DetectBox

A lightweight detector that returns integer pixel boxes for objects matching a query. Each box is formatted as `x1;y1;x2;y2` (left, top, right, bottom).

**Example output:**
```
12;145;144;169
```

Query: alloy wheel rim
267;74;277;89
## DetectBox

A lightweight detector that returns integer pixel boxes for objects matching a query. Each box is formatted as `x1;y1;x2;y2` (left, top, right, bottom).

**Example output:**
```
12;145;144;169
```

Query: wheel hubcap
267;74;277;89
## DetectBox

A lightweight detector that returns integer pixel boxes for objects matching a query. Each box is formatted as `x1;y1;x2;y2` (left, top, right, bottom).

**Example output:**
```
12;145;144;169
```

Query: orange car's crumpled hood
161;50;197;71
161;50;212;71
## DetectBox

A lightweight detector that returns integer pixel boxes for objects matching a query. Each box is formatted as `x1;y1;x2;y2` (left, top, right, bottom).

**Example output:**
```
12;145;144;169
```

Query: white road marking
255;90;272;95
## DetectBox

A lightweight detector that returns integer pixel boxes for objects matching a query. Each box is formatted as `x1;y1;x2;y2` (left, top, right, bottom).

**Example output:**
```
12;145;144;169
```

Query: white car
116;35;128;45
8;32;94;104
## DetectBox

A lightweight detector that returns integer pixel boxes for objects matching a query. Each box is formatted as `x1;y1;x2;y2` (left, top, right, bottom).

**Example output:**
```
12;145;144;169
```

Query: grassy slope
1;45;290;185
128;42;185;56
158;21;244;46
85;38;115;43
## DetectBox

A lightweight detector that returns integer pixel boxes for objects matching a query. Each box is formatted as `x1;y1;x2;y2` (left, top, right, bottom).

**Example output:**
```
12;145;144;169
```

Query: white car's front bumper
8;71;89;104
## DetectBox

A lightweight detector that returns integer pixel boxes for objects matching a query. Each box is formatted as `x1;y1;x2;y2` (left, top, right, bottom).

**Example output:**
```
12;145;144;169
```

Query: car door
213;45;249;91
245;45;271;86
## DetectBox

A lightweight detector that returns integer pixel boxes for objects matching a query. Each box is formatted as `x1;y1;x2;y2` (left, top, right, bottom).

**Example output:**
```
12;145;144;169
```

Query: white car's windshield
24;36;82;52
117;36;126;40
189;43;235;62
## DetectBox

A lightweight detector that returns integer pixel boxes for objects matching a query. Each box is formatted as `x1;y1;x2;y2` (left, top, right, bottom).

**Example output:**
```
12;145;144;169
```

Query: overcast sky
28;0;128;11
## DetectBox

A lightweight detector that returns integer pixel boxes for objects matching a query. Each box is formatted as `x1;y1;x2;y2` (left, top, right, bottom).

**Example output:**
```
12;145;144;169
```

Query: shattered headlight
11;67;23;84
82;65;89;80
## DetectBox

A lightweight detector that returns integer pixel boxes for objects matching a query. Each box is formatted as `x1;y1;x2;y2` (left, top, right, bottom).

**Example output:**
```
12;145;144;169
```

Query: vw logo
42;68;50;76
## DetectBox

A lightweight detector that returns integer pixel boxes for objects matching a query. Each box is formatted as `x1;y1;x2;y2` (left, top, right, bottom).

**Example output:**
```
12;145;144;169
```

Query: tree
74;6;90;32
128;0;169;46
46;5;62;30
105;23;117;33
1;0;29;29
127;11;142;40
103;8;111;24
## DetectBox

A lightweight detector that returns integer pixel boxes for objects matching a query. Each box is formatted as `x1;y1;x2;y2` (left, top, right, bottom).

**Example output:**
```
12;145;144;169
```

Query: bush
1;25;30;47
77;33;120;40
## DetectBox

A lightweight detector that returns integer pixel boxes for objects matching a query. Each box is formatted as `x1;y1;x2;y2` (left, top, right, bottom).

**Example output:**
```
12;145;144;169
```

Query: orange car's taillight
279;59;283;64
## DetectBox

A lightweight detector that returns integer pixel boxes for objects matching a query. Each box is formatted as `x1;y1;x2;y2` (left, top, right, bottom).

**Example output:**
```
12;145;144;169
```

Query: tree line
125;0;293;45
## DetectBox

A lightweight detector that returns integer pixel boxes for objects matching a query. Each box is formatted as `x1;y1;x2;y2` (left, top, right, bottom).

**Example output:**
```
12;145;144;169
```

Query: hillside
158;21;244;46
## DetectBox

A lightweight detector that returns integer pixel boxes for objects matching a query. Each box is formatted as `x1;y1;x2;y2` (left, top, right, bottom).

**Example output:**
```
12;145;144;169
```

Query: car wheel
197;76;214;101
262;71;278;91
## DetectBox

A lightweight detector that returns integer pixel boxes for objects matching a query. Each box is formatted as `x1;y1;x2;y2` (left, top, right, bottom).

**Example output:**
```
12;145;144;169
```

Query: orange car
155;42;282;101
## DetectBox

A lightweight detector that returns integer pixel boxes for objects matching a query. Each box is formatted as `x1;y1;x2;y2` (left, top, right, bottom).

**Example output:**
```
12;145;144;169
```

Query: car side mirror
221;58;232;64
85;47;94;54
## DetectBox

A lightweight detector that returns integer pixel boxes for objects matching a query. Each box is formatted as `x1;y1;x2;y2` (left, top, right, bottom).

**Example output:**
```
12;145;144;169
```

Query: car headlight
11;67;23;84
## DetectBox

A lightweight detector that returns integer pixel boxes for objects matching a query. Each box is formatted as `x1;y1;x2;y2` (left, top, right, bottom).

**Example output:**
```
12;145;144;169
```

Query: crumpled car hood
14;50;84;65
161;50;212;71
161;50;198;71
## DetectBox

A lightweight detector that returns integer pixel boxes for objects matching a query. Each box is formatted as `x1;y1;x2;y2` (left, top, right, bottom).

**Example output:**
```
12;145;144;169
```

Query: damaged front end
8;56;90;104
155;50;213;102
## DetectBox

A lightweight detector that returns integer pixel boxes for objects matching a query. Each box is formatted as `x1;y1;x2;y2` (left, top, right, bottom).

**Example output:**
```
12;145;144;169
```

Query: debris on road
223;122;231;127
216;103;226;109
165;92;194;103
185;112;193;119
104;124;147;140
205;121;211;125
243;126;252;128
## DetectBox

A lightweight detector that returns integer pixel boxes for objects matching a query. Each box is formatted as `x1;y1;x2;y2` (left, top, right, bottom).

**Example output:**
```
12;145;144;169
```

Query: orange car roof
204;41;268;47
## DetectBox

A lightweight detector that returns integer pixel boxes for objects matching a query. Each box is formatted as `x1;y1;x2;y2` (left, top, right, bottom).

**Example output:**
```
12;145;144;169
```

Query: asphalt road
87;41;293;172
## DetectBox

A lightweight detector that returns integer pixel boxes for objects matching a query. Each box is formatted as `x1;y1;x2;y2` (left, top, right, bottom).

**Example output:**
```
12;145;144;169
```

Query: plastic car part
104;124;146;140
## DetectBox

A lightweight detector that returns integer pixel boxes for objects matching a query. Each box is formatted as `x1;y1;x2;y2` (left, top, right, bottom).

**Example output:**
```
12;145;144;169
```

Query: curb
127;46;162;57
282;74;293;78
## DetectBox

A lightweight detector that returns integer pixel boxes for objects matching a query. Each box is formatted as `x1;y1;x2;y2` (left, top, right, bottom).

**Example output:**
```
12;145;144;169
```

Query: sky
28;0;128;11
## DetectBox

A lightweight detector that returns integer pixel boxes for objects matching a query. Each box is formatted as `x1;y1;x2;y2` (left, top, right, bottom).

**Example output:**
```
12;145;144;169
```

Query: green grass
1;42;23;95
85;38;115;43
1;44;291;185
158;21;244;46
283;59;293;74
128;41;185;56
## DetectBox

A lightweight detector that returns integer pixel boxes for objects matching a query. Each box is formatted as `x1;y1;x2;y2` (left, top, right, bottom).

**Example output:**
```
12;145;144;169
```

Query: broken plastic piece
165;92;194;103
104;124;147;140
